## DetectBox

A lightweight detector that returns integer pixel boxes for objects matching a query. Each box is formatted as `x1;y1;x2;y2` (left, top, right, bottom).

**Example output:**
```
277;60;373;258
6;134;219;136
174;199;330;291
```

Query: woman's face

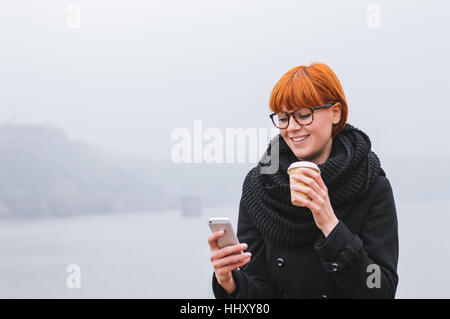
279;103;342;165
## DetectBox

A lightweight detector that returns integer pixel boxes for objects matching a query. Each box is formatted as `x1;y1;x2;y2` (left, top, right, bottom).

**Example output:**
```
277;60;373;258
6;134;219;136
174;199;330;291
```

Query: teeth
292;136;308;142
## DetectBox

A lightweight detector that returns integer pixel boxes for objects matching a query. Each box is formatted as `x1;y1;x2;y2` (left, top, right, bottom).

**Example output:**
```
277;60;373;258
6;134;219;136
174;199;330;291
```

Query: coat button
282;293;288;299
321;294;328;299
276;257;285;267
331;262;339;272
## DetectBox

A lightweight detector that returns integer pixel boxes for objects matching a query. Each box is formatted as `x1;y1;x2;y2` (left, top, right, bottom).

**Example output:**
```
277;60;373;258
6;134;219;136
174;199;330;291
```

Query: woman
207;62;399;299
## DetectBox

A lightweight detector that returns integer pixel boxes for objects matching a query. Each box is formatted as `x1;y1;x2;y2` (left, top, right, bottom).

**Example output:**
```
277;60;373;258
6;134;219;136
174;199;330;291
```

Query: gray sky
0;0;449;160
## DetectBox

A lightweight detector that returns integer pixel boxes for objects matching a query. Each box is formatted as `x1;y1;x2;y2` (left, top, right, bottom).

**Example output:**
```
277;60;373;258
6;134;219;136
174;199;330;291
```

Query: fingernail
241;243;247;248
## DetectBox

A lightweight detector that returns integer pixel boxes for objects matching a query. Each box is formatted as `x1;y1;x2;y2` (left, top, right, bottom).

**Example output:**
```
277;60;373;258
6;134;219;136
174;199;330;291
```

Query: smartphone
208;217;241;253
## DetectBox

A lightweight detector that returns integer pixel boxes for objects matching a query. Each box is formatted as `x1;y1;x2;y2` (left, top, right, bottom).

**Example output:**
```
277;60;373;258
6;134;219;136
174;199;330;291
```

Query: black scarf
241;123;385;248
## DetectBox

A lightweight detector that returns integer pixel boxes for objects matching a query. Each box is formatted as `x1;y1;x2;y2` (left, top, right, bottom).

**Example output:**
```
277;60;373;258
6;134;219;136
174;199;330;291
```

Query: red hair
269;62;348;139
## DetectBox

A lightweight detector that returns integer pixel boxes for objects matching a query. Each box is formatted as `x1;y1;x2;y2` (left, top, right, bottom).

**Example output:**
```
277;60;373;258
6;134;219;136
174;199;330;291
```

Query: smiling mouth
290;135;310;144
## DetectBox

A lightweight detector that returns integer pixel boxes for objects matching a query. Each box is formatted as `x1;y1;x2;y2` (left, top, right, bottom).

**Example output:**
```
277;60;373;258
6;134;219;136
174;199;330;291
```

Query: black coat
212;175;399;299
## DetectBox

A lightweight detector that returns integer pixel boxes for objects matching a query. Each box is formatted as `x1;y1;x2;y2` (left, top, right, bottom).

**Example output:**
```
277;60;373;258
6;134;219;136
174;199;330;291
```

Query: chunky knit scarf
241;123;386;248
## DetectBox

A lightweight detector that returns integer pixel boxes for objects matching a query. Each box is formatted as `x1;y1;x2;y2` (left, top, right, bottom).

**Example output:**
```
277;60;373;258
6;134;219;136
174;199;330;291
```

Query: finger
291;184;321;203
212;243;247;260
300;167;320;178
293;194;313;210
295;194;321;212
301;168;328;192
220;256;251;273
211;243;247;260
213;252;252;269
208;230;224;250
291;173;322;195
315;173;328;192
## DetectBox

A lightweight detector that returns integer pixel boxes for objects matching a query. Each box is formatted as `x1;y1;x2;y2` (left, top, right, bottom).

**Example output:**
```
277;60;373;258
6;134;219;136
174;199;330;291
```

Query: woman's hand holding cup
288;161;339;237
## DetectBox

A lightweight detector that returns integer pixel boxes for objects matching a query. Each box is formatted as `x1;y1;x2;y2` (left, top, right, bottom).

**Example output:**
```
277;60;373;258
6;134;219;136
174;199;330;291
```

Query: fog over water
1;200;449;299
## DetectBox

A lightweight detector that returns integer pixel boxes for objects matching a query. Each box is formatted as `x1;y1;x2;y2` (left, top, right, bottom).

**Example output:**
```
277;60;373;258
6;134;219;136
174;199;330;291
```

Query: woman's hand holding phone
208;231;251;295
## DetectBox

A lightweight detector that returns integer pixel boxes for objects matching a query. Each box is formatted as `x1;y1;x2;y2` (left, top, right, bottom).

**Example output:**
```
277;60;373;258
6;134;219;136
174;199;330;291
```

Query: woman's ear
332;102;342;125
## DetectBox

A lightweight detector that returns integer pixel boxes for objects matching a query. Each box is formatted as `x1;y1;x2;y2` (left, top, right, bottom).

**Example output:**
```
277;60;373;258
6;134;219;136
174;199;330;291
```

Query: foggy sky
0;0;449;161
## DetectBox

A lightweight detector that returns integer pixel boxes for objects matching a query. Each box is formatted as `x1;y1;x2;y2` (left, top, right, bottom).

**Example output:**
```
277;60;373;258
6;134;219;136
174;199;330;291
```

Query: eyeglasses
269;102;337;129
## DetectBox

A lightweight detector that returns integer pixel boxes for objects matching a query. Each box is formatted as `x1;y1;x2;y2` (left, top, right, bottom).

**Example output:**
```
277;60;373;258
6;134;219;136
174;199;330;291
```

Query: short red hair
269;62;348;139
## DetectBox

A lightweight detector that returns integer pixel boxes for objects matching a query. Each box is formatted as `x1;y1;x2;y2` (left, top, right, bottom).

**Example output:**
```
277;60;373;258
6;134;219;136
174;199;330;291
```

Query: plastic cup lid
287;161;320;173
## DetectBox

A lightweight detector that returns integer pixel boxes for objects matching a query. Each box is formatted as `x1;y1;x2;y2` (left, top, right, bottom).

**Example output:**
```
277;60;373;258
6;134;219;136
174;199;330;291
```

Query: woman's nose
287;117;302;131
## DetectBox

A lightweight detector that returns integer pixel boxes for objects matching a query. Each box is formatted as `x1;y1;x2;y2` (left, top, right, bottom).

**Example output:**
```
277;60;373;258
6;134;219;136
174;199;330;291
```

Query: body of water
0;200;448;298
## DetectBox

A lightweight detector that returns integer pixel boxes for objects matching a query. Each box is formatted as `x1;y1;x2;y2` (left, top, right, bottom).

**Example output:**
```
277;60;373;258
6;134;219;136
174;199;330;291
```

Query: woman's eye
279;118;288;122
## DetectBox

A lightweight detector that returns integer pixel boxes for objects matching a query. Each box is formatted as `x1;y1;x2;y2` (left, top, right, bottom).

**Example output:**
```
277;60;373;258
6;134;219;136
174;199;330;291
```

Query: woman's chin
292;149;309;160
287;141;306;153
